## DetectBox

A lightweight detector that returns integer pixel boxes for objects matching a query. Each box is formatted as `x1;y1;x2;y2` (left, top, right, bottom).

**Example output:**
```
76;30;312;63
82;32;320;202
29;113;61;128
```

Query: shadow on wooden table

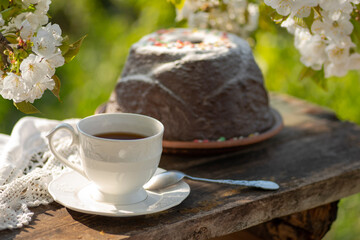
213;202;338;240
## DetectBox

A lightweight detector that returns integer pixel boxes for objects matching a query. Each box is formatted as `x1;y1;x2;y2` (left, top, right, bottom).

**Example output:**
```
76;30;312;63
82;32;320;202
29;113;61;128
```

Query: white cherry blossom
11;13;27;29
300;35;327;70
31;23;63;58
311;15;353;42
319;0;352;15
9;11;48;31
20;54;55;84
294;27;311;50
22;0;40;7
328;4;353;21
264;0;295;16
0;0;73;107
325;38;354;64
0;73;28;103
263;0;359;78
25;76;55;103
294;28;327;70
46;50;65;68
291;0;318;18
43;23;63;46
35;0;52;14
324;61;350;78
31;30;57;58
25;12;48;30
281;16;296;34
20;20;35;40
176;0;259;37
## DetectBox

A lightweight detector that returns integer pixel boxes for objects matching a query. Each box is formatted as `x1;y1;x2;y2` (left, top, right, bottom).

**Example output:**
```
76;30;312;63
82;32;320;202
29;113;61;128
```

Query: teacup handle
47;123;87;179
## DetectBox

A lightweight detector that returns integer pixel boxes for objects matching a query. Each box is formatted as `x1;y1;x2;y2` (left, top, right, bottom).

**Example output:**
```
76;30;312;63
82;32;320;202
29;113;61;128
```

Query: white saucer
48;168;190;217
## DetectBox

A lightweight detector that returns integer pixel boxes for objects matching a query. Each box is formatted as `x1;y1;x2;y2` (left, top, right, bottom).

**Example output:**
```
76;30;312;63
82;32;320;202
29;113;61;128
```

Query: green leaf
299;66;327;90
299;66;315;81
51;75;61;101
59;35;70;54
0;6;20;21
4;33;17;44
13;101;40;114
350;18;360;52
303;8;315;31
0;0;10;9
313;6;322;18
269;10;287;24
62;35;87;63
167;0;185;9
27;3;36;12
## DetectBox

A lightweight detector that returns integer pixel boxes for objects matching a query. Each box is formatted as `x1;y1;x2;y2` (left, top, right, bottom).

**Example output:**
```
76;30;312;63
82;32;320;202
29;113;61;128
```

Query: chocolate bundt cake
104;28;274;141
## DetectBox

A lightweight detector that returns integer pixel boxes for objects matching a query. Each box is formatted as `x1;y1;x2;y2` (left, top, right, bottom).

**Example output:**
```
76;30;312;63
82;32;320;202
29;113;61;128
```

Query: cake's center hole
186;38;203;44
168;35;204;44
178;37;203;44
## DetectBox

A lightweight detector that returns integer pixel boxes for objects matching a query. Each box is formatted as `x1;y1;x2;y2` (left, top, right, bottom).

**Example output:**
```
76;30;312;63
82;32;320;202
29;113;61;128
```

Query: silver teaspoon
144;170;279;191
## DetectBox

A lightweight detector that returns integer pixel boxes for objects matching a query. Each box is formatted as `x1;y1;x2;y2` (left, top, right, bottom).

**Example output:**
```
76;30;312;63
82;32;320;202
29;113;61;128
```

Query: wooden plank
1;93;360;240
246;201;339;240
213;230;262;240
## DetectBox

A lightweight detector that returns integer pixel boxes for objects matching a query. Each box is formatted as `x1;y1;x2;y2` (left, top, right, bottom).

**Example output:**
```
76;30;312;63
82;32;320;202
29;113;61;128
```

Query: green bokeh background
1;1;359;238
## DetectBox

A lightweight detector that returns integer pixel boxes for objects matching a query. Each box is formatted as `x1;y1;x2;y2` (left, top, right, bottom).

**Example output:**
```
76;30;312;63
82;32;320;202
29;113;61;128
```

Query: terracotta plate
162;108;283;154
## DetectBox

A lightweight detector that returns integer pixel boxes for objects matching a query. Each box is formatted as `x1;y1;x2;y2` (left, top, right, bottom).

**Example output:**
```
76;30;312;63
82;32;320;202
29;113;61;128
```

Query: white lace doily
0;117;80;230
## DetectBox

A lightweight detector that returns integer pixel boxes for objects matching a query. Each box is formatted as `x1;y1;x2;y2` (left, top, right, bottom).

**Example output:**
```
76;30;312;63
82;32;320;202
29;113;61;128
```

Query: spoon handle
185;175;279;190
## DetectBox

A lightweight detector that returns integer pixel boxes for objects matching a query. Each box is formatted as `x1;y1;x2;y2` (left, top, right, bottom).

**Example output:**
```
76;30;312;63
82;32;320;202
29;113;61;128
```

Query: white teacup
47;113;164;205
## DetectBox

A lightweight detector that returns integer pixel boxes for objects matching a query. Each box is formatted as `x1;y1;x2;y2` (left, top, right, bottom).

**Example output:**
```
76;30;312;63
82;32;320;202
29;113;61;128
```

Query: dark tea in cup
93;132;147;140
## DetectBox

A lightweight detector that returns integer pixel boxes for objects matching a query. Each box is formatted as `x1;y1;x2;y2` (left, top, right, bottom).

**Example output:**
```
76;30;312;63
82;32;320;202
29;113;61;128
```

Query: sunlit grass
323;194;360;240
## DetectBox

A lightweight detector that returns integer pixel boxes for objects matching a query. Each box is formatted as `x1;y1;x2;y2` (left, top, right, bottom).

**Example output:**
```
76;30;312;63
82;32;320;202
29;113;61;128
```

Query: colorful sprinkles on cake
143;29;233;50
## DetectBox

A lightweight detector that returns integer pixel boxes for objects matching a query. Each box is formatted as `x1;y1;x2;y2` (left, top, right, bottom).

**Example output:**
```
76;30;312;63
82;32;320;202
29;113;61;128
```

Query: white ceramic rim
76;113;164;142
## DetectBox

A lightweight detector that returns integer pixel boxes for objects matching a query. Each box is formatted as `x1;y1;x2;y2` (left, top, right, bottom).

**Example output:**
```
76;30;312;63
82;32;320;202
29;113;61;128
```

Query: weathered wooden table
2;93;360;240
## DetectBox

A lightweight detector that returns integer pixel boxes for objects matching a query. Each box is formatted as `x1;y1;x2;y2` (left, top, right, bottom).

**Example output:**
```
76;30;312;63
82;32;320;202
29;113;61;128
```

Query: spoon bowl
144;170;279;191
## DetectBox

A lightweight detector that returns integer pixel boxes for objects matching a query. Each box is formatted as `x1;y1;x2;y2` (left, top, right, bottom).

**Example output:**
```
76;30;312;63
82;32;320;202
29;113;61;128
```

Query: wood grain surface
1;93;360;240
